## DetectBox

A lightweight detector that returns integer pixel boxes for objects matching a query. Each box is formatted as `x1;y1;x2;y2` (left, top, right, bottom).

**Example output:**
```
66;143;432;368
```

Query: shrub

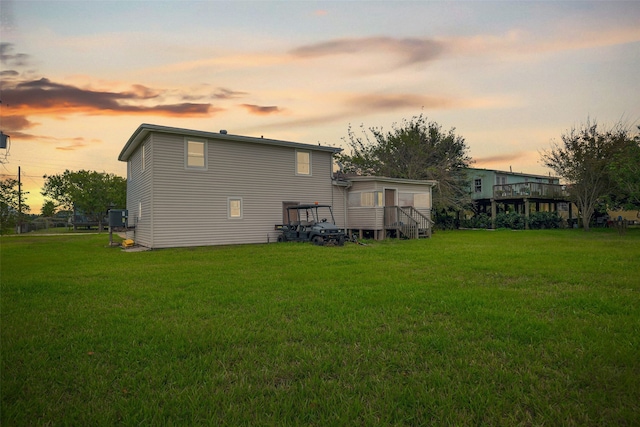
529;211;563;229
434;210;457;230
495;212;525;229
461;213;491;229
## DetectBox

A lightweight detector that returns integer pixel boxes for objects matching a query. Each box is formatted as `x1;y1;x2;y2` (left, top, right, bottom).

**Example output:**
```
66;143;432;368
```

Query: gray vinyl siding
126;135;153;247
346;180;385;230
330;184;348;228
147;132;334;248
347;207;384;229
346;180;433;231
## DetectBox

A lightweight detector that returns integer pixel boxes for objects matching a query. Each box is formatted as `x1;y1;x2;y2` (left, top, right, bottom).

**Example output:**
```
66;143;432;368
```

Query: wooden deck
383;206;433;239
493;182;569;201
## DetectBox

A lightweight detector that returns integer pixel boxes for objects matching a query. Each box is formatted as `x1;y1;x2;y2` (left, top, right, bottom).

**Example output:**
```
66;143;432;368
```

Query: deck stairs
384;206;433;239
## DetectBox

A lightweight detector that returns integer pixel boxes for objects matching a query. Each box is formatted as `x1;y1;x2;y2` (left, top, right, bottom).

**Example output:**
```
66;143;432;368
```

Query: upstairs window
474;178;482;193
296;150;311;175
186;140;206;169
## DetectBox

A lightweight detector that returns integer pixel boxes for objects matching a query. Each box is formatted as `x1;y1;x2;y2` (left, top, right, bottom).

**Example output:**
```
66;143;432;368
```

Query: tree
40;200;57;229
41;200;57;217
0;177;29;234
608;126;640;210
541;120;633;231
336;114;473;214
41;170;126;231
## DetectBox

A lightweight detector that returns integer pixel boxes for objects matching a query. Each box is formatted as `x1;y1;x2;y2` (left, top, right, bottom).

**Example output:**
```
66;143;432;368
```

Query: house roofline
118;123;342;161
343;176;438;186
466;167;558;181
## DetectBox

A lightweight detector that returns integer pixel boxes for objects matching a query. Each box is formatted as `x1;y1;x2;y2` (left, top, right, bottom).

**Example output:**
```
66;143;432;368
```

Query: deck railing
403;206;433;238
383;206;433;239
493;182;568;200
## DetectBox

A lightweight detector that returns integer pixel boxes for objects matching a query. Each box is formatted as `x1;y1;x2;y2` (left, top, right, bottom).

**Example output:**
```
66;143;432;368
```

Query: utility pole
17;165;22;234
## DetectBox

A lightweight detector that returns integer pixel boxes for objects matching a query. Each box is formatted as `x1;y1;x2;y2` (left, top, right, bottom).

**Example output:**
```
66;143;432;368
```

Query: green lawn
2;230;639;426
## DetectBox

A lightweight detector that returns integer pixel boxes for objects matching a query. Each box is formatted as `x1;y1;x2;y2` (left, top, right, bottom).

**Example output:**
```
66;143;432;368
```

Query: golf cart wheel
277;234;286;243
312;236;324;246
337;235;345;246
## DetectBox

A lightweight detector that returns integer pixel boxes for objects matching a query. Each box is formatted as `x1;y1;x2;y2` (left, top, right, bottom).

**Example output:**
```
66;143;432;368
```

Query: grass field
2;230;639;426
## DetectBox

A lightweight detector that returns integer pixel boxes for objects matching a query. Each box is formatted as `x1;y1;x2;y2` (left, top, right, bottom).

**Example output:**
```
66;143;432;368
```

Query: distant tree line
0;178;29;234
1;170;127;234
338;114;639;231
42;170;126;231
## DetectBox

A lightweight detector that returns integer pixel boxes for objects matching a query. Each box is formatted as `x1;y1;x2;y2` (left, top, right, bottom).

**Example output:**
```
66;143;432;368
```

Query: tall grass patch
2;230;639;425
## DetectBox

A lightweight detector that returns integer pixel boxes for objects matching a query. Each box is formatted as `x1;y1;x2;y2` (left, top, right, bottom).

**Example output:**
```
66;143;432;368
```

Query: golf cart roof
288;204;332;210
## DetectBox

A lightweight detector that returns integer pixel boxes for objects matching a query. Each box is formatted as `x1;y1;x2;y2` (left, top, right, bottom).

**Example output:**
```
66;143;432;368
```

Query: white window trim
227;197;243;219
185;138;207;170
141;144;146;172
295;150;311;176
474;178;482;193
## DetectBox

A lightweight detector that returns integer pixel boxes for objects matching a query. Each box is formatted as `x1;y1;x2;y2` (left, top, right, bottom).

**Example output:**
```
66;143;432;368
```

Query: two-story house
118;124;436;248
468;168;574;228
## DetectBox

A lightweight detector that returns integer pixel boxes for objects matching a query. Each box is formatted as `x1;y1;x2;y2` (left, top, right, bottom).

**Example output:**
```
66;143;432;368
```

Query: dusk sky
1;0;639;212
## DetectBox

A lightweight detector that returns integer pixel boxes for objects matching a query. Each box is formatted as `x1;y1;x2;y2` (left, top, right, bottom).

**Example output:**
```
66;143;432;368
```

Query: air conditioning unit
108;209;128;227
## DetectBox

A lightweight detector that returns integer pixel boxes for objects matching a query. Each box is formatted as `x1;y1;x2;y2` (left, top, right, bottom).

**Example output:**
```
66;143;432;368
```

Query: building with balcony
468;168;574;228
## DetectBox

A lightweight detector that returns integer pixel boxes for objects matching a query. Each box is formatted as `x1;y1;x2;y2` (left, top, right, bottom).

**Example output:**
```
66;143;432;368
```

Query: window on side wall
186;140;206;169
414;193;429;208
360;191;383;207
361;192;375;207
141;144;145;172
474;179;482;193
228;198;242;219
296;150;311;175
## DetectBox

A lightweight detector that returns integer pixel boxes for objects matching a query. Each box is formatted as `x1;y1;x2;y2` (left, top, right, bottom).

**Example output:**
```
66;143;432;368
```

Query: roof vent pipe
220;130;228;134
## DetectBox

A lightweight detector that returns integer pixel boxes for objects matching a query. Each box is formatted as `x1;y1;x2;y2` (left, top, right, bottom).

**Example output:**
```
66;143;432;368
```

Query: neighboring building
118;124;436;248
467;168;573;227
332;176;436;240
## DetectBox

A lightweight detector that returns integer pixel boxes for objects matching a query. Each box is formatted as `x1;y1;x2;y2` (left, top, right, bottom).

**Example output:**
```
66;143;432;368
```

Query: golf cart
277;204;346;246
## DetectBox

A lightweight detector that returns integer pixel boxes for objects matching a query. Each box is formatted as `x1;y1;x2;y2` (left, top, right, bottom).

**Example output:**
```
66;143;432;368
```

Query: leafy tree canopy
541;119;637;230
336;114;473;211
41;200;57;218
607;125;640;210
1;177;29;234
41;170;126;228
